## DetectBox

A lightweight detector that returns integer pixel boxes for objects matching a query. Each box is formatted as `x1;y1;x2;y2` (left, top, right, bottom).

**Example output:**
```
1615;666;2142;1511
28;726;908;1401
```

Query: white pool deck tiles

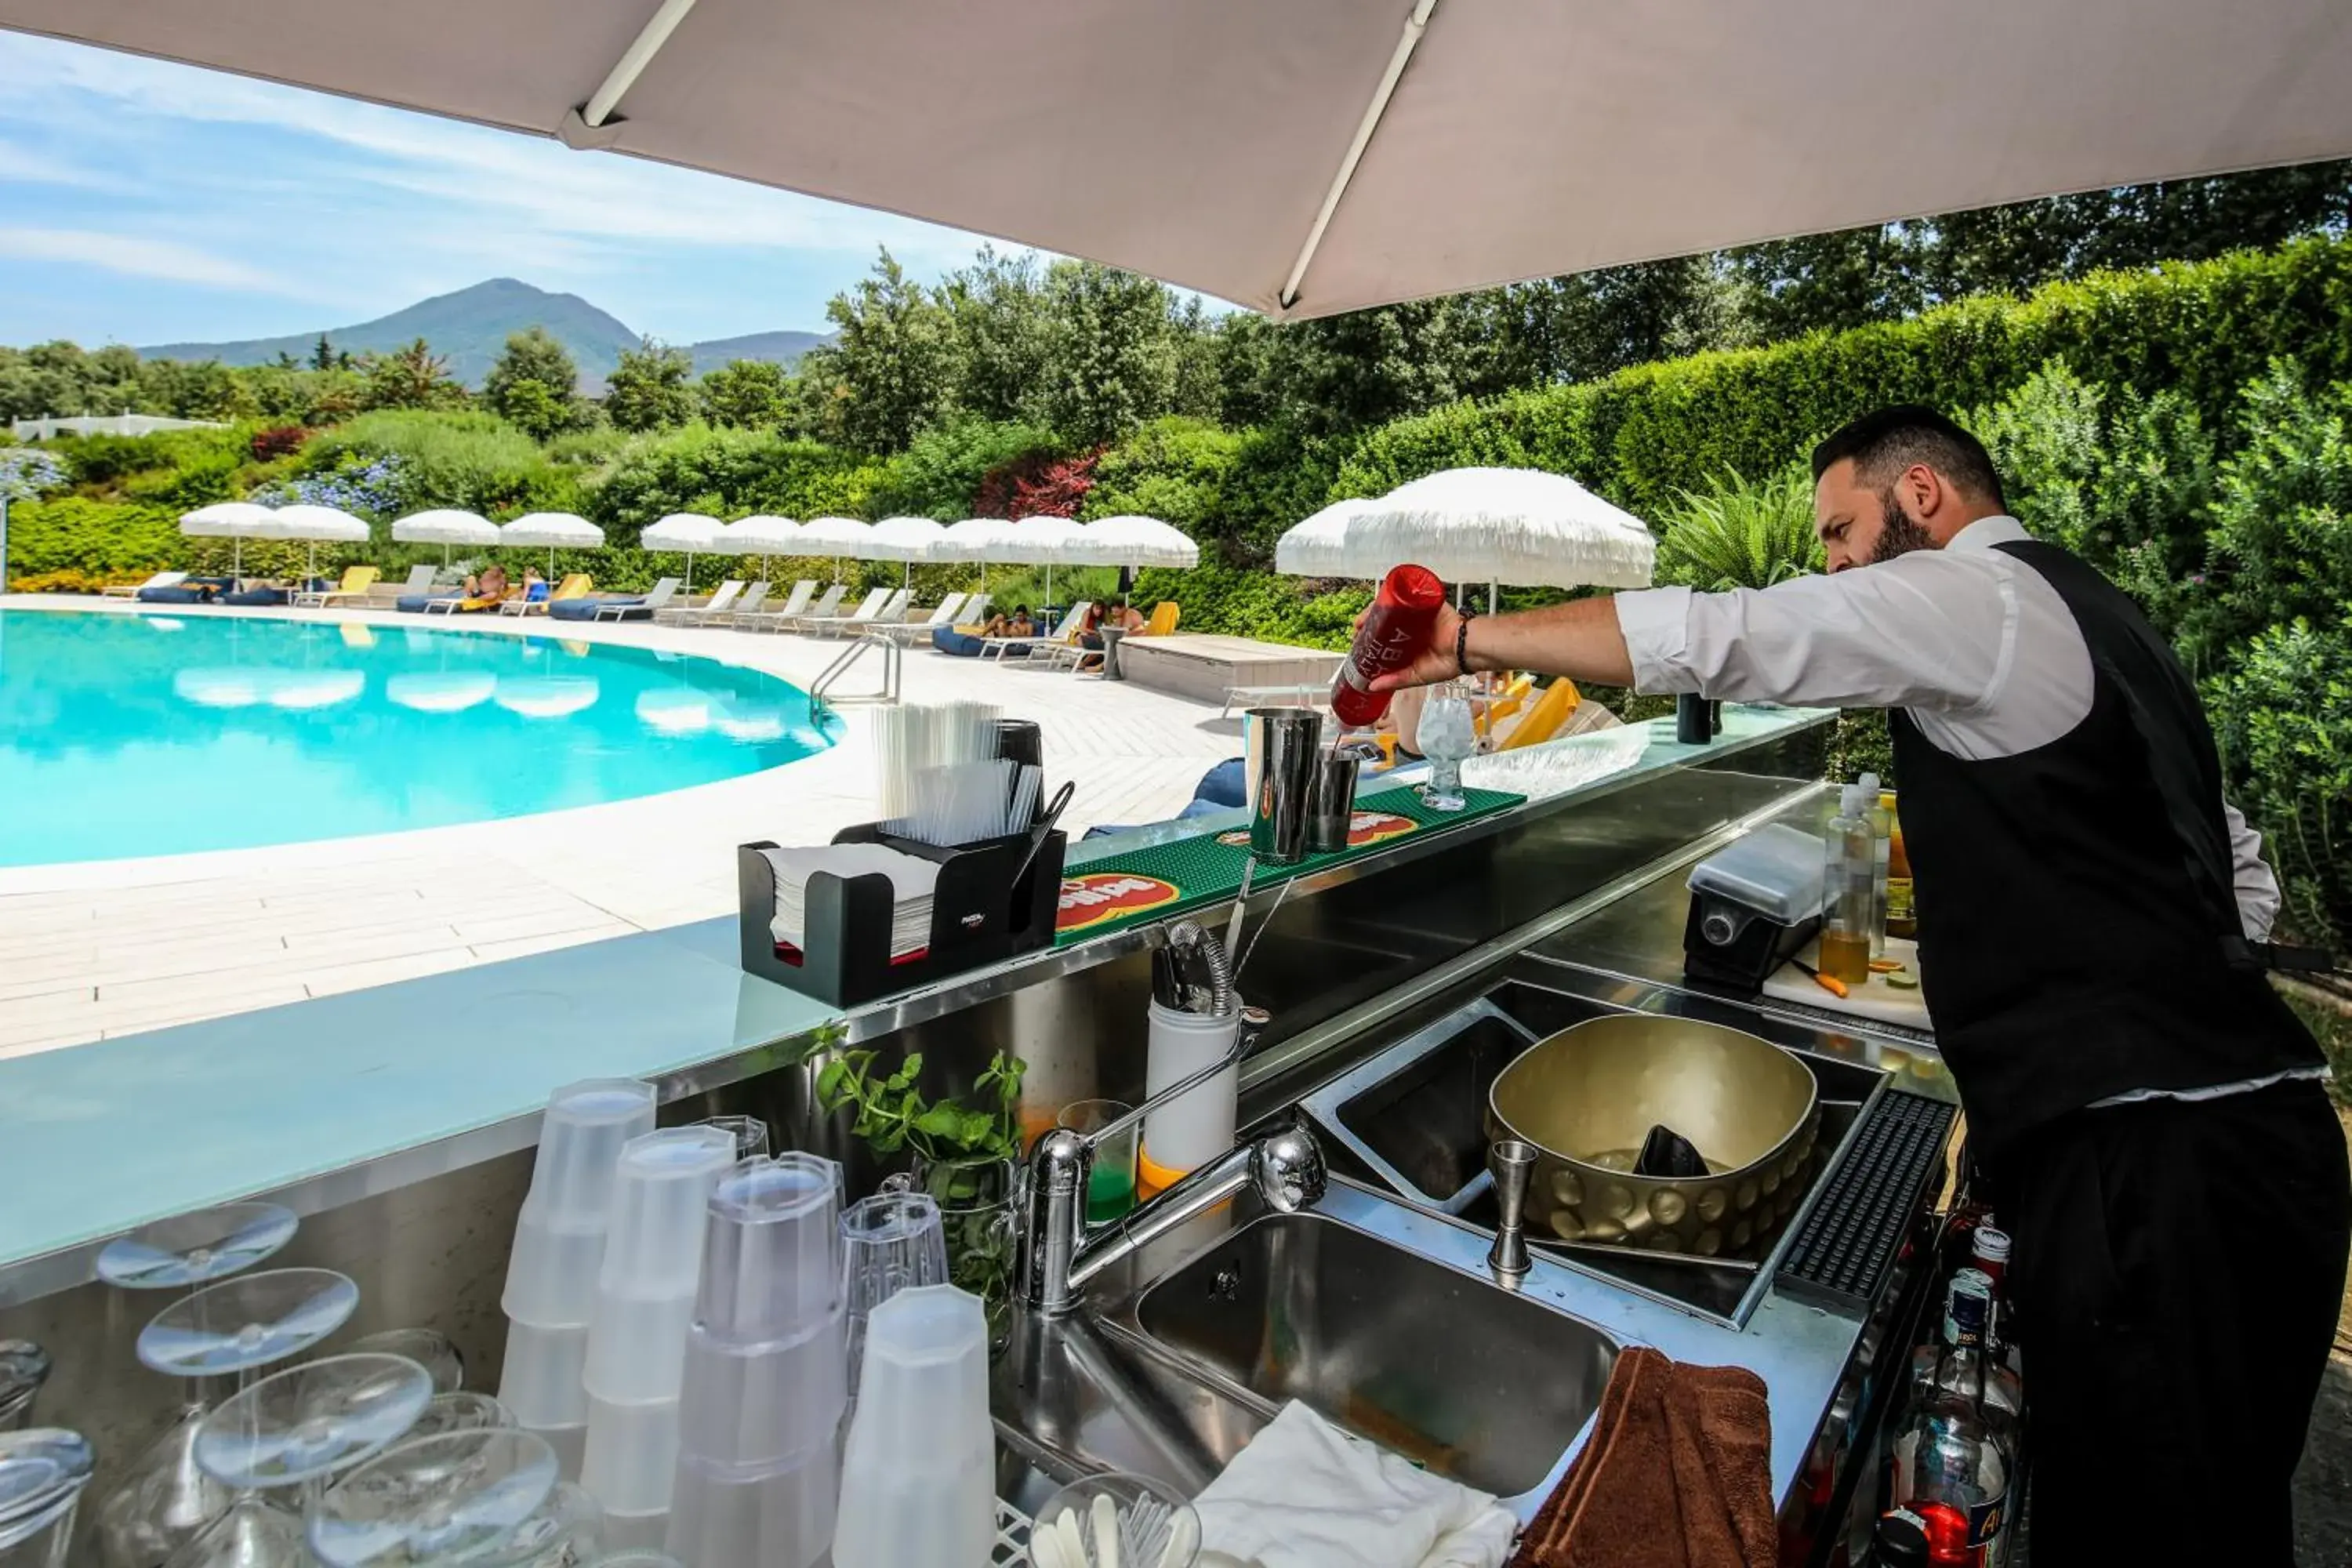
0;597;1244;1057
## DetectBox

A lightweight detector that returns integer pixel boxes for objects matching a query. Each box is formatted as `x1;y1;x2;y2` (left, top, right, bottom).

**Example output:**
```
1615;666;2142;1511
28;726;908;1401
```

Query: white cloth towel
1192;1401;1518;1568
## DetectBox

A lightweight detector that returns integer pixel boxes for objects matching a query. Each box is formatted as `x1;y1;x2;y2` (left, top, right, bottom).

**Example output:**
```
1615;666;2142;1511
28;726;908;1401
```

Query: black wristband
1454;612;1475;676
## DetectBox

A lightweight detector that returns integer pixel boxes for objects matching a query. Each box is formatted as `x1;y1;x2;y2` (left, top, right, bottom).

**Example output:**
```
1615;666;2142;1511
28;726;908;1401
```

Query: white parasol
392;509;500;568
1273;497;1380;579
641;512;724;595
1343;467;1657;608
797;515;875;585
259;504;371;583
996;514;1087;606
178;502;275;579
866;516;949;590
501;512;605;575
1070;514;1200;569
721;515;801;583
937;517;1017;590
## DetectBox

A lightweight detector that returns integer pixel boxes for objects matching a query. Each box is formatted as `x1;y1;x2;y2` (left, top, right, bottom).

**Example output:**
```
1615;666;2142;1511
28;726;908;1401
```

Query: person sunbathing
981;606;1037;638
1077;602;1147;649
456;564;510;612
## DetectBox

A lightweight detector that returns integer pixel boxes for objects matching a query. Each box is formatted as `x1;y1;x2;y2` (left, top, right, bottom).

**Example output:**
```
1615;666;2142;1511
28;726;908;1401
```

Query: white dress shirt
1613;516;2316;1104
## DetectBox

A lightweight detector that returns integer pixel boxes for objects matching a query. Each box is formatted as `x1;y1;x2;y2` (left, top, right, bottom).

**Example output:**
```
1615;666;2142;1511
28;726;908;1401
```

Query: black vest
1888;539;2320;1156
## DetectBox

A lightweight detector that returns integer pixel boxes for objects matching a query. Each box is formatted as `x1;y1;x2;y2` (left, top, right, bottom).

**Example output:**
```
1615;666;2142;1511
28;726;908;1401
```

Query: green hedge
1330;234;2352;523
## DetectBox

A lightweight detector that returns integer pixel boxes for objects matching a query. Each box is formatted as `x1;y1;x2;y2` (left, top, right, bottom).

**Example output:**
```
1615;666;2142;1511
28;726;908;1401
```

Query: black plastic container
738;823;1067;1006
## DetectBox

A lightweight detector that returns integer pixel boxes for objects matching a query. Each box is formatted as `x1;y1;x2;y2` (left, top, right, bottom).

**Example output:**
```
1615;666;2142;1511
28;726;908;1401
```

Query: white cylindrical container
1141;1000;1240;1195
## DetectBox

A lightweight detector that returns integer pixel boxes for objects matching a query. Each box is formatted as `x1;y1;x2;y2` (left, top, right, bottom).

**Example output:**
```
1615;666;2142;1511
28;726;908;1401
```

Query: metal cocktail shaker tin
1307;753;1361;855
1243;707;1321;865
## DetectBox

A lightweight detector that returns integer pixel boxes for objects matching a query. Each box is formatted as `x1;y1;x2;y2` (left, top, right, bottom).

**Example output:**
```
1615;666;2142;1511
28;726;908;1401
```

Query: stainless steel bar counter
0;702;1955;1563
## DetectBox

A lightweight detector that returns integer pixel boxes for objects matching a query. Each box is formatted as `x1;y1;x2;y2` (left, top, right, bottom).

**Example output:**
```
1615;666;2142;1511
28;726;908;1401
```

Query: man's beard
1869;492;1938;564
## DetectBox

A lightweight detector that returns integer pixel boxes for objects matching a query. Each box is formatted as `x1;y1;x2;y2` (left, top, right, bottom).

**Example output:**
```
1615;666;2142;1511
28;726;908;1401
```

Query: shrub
580;424;889;537
1128;561;1368;652
1333;235;2352;529
4;495;183;580
1653;463;1821;591
974;448;1098;519
300;410;568;517
2196;366;2352;667
2205;615;2352;953
250;426;309;461
1081;417;1243;535
874;419;1062;520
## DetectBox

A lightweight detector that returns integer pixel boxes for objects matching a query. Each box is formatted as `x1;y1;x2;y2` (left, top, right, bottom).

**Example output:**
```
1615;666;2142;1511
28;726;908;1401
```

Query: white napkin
1192;1402;1518;1568
764;844;941;956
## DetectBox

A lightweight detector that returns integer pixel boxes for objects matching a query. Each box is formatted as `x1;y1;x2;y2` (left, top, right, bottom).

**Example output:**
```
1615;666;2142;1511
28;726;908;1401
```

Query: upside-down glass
179;1353;435;1568
350;1331;465;1399
305;1429;560;1568
95;1205;303;1568
0;1428;95;1568
838;1192;948;1401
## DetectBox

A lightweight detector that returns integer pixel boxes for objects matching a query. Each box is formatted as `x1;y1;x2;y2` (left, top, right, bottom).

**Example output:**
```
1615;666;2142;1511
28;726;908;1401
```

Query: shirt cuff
1613;587;1697;695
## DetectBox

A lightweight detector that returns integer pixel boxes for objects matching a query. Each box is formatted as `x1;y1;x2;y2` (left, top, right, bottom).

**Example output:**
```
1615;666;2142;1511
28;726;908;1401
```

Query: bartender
1373;406;2347;1563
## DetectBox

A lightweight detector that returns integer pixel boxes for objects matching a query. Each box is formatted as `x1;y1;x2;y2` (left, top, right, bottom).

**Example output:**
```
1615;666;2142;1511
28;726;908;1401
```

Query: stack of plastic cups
579;1126;740;1549
499;1079;659;1481
831;1284;996;1568
665;1154;846;1568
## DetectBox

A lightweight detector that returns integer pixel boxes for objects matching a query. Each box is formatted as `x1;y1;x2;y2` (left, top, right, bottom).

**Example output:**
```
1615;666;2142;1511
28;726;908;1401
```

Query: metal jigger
1486;1140;1537;1287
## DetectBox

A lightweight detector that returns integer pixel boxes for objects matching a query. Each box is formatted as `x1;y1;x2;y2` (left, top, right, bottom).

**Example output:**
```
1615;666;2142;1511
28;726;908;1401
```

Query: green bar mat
1055;785;1523;943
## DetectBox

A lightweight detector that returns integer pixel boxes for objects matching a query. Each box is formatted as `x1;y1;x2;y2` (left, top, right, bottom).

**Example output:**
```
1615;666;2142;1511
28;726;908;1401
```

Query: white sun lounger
979;600;1092;663
796;586;887;636
731;579;815;633
657;579;744;625
815;586;910;637
105;572;187;599
593;577;681;621
875;592;968;644
757;582;849;633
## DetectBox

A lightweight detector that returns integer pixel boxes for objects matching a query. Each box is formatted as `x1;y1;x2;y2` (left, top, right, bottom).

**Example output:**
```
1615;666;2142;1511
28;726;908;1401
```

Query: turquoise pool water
0;609;840;867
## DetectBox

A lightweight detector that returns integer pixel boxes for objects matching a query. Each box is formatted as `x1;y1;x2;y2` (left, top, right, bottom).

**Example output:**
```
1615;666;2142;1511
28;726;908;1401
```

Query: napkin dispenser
738;822;1066;1006
1682;822;1825;995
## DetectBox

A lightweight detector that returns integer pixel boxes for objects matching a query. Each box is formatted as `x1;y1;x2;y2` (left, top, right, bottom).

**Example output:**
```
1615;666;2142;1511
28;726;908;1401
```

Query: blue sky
0;31;1002;350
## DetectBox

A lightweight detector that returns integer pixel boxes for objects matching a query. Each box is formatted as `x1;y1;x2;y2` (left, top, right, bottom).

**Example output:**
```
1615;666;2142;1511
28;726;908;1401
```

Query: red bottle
1330;564;1446;728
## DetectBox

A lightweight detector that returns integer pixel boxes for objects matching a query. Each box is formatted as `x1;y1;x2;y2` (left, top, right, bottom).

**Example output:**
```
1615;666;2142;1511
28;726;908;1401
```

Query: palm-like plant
1654;463;1824;592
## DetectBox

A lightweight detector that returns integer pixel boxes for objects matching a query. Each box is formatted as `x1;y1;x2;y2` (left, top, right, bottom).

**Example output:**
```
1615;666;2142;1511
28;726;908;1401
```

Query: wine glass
349;1332;465;1398
93;1209;309;1568
306;1430;559;1567
1416;681;1477;812
139;1270;362;1383
0;1426;95;1568
173;1354;435;1568
404;1396;514;1443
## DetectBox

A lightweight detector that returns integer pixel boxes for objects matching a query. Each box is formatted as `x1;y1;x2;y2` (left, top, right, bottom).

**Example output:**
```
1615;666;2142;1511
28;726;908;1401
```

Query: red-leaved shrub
973;449;1100;519
251;426;310;461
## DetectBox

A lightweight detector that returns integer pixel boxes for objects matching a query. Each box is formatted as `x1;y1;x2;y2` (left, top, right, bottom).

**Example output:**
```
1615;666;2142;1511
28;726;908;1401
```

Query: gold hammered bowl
1487;1014;1820;1258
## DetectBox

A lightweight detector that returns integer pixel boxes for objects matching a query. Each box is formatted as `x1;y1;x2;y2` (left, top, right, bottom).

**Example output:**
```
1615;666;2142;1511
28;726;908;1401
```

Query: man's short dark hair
1812;405;2006;510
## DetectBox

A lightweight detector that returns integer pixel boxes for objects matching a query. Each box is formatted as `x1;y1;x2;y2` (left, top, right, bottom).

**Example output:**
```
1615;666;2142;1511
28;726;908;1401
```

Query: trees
699;358;792;428
311;335;336;372
1035;260;1194;448
939;246;1052;426
803;249;956;452
605;339;696;432
483;328;588;441
359;339;468;412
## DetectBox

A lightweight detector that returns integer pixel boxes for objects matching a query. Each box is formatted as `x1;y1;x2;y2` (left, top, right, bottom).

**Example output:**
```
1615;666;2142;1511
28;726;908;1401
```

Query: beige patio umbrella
9;2;2348;318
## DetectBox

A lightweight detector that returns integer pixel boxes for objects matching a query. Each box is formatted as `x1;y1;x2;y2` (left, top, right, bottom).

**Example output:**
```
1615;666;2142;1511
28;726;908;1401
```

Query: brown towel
1507;1347;1775;1568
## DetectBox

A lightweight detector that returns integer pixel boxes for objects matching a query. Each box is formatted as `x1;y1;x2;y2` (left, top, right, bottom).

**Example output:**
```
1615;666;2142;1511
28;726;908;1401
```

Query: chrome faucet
1016;1016;1327;1315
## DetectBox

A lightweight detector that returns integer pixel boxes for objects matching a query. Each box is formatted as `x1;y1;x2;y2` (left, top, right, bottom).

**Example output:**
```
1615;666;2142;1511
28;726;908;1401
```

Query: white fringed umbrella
641;512;724;594
722;515;800;583
1273;497;1379;579
797;515;874;585
392;509;500;568
178;502;275;579
938;517;1016;590
867;516;948;590
1345;468;1657;604
1070;514;1199;569
997;514;1087;606
502;512;604;575
260;504;371;583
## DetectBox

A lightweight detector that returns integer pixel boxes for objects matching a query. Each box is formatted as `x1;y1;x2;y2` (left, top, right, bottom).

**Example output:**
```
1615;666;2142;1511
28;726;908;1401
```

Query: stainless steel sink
1134;1210;1617;1497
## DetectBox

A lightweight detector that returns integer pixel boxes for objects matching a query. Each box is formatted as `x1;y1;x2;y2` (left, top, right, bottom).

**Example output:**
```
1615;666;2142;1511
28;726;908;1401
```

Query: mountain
137;278;827;392
687;331;830;376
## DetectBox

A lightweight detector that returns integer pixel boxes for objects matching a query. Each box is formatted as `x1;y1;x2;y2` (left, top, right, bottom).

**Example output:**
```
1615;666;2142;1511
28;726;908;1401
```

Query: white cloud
0;34;987;265
0;136;129;191
0;228;285;292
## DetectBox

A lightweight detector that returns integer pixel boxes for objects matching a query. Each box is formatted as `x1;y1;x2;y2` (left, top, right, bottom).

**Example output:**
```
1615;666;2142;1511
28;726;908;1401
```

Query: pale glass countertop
0;706;1828;1294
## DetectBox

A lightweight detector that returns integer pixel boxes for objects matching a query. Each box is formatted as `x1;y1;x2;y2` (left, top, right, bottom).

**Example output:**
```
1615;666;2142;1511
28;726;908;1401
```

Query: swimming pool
0;608;841;868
